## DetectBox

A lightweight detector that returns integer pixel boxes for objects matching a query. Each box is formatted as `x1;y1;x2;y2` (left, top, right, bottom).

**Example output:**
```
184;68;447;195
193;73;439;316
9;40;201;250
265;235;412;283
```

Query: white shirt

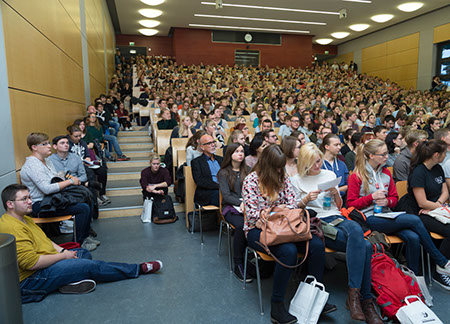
290;170;340;218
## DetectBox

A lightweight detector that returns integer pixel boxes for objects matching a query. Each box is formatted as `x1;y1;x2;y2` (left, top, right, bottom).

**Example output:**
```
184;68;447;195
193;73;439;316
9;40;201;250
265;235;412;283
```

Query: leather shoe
361;298;383;324
346;288;365;321
270;301;297;324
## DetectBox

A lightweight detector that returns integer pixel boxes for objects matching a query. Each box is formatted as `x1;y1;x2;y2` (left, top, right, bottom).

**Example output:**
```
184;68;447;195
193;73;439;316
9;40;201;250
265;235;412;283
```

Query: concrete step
106;182;174;197
107;159;149;169
120;142;154;150
119;150;152;158
118;136;151;144
118;130;148;137
98;194;184;219
107;171;140;181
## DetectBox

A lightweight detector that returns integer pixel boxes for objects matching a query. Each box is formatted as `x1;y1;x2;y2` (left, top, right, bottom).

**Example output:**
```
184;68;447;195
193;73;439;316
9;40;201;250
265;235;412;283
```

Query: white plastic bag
289;275;329;324
396;296;442;324
400;265;433;307
141;198;153;223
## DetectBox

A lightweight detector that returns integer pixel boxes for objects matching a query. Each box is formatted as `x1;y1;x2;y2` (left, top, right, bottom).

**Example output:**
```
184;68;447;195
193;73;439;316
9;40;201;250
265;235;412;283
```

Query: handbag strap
256;209;311;269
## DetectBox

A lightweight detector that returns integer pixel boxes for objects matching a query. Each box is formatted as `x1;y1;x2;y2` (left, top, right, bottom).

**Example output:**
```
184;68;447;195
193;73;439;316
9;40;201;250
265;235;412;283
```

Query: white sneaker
129;126;133;131
436;260;450;276
81;240;97;251
125;127;129;131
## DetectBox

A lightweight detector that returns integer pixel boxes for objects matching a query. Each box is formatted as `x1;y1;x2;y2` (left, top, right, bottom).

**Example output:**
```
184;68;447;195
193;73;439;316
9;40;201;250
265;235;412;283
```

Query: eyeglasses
201;141;216;146
374;153;389;157
11;196;32;202
37;142;51;146
291;120;300;123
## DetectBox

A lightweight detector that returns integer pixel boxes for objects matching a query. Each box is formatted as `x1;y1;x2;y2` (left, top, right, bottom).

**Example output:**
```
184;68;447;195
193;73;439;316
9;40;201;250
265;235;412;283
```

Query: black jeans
224;211;246;265
419;214;450;259
85;165;108;196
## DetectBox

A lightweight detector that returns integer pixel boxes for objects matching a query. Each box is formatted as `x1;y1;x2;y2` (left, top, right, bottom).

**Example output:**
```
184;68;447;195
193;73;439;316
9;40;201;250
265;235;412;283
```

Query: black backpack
152;195;178;224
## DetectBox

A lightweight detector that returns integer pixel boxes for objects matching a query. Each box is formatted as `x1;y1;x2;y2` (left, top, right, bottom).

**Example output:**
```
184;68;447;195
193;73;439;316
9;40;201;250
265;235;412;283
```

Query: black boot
270;301;297;324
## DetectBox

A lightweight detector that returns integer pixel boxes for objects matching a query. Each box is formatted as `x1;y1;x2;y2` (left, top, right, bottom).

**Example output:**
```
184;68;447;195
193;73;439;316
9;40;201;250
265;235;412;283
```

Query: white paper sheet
317;177;342;191
373;212;404;219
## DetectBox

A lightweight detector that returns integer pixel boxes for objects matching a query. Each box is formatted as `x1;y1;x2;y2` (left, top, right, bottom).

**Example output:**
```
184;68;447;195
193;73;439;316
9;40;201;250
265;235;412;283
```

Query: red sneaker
141;260;163;274
117;155;130;161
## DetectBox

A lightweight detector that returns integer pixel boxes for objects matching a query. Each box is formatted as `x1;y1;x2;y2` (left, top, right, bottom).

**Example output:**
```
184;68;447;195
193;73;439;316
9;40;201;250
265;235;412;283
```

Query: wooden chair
184;165;219;244
31;215;76;241
386;166;394;175
215;148;223;157
396;181;408;199
177;150;187;167
243;116;252;123
423;232;445;286
155;129;172;156
139;107;149;126
171;138;189;182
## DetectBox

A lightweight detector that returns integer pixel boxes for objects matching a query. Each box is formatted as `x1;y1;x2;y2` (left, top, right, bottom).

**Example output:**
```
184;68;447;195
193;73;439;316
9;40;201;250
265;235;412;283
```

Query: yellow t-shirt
0;214;58;281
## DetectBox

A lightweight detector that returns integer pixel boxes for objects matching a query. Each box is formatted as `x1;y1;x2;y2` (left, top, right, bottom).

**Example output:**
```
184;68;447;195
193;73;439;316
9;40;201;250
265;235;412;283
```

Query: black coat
39;185;96;215
191;154;223;205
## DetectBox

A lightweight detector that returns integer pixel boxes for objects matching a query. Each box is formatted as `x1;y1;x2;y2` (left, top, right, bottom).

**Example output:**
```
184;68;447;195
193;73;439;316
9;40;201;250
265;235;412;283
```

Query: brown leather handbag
256;206;312;268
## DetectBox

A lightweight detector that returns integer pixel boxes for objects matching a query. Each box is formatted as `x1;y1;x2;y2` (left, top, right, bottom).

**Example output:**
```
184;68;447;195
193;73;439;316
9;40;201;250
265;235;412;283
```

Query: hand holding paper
317;177;342;191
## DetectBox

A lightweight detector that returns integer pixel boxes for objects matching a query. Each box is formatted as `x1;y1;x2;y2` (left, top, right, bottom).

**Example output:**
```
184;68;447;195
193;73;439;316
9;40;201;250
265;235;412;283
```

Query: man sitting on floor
0;184;163;303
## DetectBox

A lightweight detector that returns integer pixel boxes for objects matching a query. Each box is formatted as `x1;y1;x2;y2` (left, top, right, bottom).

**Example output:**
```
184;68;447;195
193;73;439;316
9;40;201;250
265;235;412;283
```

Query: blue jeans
104;134;123;157
20;248;139;303
322;215;372;300
109;120;120;135
247;228;325;303
366;213;448;274
32;201;91;244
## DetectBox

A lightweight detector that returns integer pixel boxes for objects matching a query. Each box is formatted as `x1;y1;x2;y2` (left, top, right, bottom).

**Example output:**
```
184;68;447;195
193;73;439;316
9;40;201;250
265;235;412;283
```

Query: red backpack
371;245;424;319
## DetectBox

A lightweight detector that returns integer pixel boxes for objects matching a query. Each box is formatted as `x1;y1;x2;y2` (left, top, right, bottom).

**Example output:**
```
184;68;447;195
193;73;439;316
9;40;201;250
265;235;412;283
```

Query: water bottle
374;203;382;213
323;191;331;210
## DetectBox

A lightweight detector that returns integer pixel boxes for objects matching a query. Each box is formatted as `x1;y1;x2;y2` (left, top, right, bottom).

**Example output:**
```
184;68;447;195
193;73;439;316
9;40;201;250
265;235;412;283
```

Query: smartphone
329;218;344;227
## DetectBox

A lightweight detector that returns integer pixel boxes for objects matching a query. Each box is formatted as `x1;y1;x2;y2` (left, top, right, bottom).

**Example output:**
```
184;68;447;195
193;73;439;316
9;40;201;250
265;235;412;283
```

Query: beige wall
1;0;115;171
361;33;419;90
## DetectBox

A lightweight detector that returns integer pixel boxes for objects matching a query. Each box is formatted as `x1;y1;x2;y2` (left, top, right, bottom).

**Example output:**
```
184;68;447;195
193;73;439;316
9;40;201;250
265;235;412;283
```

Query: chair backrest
139;107;149;117
396;180;408;199
156;129;172;155
386;166;394;175
177;150;187;167
224;128;231;139
216;148;223;157
184;165;196;228
243;116;252;123
171;138;189;168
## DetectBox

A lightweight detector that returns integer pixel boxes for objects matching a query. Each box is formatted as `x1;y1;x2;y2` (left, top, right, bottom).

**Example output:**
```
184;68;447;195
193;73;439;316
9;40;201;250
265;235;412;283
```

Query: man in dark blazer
191;134;223;207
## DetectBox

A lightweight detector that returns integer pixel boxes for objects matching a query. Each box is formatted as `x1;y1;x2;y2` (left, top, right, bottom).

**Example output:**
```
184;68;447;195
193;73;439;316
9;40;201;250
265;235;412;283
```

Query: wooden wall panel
1;2;84;102
434;22;450;44
362;43;386;60
9;89;84;169
362;33;419;89
87;44;105;87
4;0;82;65
386;33;419;54
326;52;353;65
386;48;419;68
59;0;81;30
90;76;105;103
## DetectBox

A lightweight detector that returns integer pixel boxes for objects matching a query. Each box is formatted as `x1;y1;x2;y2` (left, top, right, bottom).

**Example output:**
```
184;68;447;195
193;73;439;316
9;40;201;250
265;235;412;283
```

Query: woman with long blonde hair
242;144;331;324
291;143;377;322
347;139;450;277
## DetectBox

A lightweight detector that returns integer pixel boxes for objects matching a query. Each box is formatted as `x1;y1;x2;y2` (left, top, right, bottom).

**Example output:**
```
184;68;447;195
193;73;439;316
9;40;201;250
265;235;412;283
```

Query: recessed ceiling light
371;14;394;23
316;39;333;45
130;50;137;54
194;14;326;26
189;24;309;34
397;2;423;12
139;28;159;36
331;32;350;39
138;9;162;18
349;24;370;31
201;2;339;15
139;20;160;28
140;0;165;5
342;0;371;3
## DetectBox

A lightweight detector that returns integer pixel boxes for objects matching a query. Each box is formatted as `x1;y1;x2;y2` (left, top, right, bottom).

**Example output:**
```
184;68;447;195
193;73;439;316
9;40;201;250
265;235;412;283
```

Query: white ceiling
114;0;449;45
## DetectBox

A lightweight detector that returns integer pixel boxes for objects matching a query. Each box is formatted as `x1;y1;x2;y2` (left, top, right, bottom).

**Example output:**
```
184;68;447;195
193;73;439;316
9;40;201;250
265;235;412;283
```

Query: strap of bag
256;209;311;269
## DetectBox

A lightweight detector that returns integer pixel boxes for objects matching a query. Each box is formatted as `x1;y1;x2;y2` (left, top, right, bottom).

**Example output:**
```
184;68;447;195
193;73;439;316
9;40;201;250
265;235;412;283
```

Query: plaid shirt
242;171;297;236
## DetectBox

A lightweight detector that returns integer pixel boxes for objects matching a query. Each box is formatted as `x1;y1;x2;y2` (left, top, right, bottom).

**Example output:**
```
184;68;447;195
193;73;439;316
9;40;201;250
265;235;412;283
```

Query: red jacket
347;168;398;212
